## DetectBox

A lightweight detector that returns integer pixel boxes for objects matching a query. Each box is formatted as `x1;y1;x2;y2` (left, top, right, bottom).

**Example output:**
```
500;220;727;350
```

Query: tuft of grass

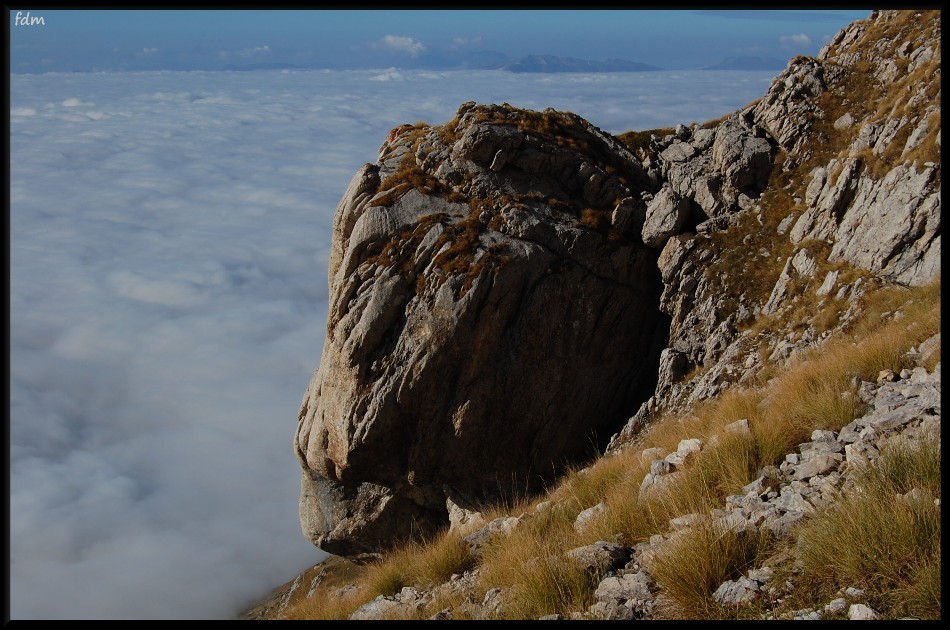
649;520;775;619
476;501;598;619
690;432;759;499
506;552;599;619
576;207;610;232
556;450;633;512
365;529;477;598
796;437;941;619
758;352;860;446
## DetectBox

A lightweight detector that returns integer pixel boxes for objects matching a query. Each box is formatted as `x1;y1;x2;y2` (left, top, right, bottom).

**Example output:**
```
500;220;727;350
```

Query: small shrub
576;207;610;232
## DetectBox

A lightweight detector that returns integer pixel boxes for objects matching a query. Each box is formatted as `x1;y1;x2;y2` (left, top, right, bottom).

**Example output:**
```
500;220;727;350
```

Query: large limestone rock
296;103;669;558
642;186;689;248
791;161;940;286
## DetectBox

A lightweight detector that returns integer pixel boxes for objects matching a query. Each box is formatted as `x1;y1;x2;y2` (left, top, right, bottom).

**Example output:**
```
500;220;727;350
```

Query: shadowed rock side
295;104;673;558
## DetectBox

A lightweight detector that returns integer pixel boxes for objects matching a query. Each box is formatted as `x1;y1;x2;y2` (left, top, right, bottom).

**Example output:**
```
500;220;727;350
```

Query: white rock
574;503;606;534
848;603;879;620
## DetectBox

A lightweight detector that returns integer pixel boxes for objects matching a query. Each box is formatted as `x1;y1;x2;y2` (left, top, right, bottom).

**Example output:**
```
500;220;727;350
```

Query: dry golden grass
282;527;476;620
576;207;610;232
703;184;800;316
901;110;941;170
364;529;477;598
615;127;675;155
277;556;370;620
289;266;938;620
477;506;596;619
752;278;939;459
796;437;941;619
553;450;634;513
649;520;775;619
280;584;370;620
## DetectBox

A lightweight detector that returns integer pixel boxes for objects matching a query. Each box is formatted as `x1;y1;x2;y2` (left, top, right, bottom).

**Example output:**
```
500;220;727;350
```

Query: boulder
296;103;668;557
642;187;690;248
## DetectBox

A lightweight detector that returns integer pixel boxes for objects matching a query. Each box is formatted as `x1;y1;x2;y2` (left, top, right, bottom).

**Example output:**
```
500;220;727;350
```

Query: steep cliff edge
293;8;940;562
295;104;672;558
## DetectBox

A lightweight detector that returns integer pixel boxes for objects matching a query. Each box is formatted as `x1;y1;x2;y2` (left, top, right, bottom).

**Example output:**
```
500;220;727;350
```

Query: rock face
610;8;941;430
295;104;670;557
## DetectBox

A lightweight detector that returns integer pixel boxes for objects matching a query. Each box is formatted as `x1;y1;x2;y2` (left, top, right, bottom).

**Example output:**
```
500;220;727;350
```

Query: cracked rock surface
295;103;670;558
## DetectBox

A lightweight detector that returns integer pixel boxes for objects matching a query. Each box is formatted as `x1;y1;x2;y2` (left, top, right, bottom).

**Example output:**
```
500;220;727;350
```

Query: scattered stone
825;598;848;615
724;418;751;435
574;503;607;534
776;214;796;235
848;603;879;620
833;112;854;129
566;541;632;572
713;576;760;605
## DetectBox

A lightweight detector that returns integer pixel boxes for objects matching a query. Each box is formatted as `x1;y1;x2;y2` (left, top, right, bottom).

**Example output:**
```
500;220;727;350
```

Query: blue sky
9;9;873;73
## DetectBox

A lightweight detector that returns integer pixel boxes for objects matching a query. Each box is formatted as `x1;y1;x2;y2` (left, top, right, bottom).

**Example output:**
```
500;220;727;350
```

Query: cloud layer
10;67;777;619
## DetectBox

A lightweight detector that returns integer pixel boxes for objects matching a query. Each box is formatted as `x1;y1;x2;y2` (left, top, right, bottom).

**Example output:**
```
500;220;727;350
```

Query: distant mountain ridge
703;55;787;70
492;54;662;73
218;53;665;73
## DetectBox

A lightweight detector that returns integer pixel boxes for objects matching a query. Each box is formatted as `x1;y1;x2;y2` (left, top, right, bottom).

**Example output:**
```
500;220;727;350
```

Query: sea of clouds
9;67;777;619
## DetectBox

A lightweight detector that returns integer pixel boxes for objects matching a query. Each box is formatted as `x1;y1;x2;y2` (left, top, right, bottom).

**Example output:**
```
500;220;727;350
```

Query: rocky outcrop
295;9;940;562
638;116;775;223
791;160;940;286
610;8;941;431
764;8;941;290
295;103;671;558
